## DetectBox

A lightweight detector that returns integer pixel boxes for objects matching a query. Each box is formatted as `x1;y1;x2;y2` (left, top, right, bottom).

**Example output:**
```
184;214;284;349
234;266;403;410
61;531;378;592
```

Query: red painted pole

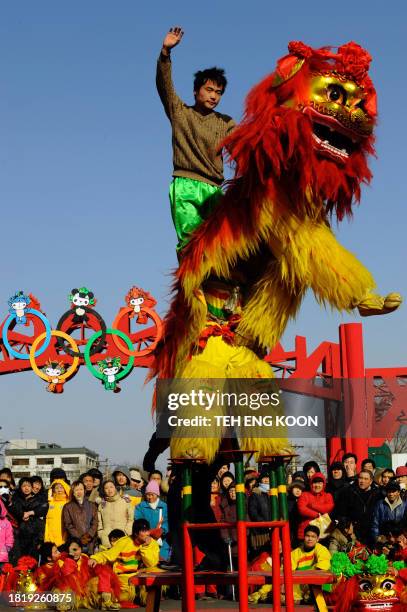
236;521;249;612
271;526;281;612
281;521;295;611
182;522;195;612
339;323;369;466
181;464;195;612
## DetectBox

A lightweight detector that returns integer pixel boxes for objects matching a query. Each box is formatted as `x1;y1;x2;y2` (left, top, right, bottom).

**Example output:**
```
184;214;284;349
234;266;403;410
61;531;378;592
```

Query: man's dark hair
359;469;374;480
342;452;358;463
39;541;57;562
87;468;103;480
362;458;376;470
304;525;320;537
149;470;163;479
67;537;83;549
194;67;227;94
31;475;44;488
386;481;401;492
337;517;353;533
132;519;150;536
108;529;126;541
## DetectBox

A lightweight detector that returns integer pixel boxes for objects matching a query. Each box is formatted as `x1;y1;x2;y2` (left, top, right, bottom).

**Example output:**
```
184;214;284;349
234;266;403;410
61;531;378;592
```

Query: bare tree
389;426;407;454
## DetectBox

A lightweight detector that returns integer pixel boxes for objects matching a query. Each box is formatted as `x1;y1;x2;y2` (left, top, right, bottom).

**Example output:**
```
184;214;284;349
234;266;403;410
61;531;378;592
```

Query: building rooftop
5;447;98;458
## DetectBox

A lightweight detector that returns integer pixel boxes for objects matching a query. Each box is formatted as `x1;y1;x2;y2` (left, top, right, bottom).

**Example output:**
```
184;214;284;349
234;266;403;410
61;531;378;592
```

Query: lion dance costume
152;41;401;464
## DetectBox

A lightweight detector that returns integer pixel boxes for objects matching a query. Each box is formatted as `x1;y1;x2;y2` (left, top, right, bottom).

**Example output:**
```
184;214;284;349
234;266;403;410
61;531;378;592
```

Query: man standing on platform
156;25;235;253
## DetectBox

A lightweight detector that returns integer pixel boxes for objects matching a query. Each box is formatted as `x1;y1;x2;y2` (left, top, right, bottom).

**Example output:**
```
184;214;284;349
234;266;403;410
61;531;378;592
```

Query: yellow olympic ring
29;331;80;382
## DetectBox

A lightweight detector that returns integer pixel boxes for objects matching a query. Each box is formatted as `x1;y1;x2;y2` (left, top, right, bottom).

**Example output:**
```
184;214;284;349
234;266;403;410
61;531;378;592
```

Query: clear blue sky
1;2;406;468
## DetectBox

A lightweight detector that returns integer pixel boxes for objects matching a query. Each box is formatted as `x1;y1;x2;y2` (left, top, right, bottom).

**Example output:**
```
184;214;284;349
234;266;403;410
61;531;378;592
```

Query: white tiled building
4;439;99;484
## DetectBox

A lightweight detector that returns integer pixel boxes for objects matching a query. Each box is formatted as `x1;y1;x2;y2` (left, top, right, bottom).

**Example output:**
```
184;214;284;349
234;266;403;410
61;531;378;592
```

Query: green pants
169;177;223;252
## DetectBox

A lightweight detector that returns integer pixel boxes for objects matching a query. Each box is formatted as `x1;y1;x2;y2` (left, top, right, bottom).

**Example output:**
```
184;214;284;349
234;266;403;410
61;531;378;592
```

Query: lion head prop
330;553;406;611
151;42;401;464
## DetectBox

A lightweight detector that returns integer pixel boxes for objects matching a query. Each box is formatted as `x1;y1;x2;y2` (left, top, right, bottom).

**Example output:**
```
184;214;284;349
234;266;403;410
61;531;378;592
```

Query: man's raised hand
162;26;184;55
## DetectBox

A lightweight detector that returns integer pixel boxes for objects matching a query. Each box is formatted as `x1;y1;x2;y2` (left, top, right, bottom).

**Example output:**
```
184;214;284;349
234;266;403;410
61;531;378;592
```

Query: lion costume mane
152;41;401;463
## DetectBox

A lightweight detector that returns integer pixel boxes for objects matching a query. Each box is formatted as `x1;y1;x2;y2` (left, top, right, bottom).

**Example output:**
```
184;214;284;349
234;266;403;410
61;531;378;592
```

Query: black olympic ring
56;307;107;357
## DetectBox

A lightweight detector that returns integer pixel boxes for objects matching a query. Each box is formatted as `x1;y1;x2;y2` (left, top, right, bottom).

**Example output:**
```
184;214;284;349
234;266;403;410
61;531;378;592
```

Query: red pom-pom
288;41;313;58
338;42;372;82
15;556;38;571
2;563;13;574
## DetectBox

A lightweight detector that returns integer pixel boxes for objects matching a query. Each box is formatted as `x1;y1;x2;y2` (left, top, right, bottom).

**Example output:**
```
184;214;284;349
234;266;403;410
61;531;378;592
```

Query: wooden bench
130;569;335;611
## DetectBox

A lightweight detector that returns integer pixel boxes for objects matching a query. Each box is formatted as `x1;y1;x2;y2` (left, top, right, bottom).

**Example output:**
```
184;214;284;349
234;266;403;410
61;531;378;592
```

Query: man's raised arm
156;26;184;119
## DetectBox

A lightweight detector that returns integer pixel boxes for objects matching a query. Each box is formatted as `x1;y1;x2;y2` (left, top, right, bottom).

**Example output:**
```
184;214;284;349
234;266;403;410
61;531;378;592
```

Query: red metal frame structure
267;322;407;466
182;521;294;612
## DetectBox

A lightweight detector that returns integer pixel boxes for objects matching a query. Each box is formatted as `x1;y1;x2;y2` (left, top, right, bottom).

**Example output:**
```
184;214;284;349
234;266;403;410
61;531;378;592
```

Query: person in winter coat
11;477;48;560
248;473;272;554
0;498;13;567
112;467;142;508
44;479;71;546
0;479;15;525
371;481;407;542
62;481;98;554
288;480;305;546
98;480;133;549
220;485;238;563
302;461;320;489
334;470;381;546
135;480;170;561
297;472;334;540
210;477;222;523
328;517;358;554
326;461;349;502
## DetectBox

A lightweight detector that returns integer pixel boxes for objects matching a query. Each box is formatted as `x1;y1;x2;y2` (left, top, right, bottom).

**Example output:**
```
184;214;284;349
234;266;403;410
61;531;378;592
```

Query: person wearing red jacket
297;472;334;540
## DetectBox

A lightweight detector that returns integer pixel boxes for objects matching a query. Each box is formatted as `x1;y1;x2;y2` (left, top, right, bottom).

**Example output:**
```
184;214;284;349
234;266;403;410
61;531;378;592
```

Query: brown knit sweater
156;54;236;187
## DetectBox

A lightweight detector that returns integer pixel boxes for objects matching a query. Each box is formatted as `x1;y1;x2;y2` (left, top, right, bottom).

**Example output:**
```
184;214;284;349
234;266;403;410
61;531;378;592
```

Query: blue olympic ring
2;309;52;360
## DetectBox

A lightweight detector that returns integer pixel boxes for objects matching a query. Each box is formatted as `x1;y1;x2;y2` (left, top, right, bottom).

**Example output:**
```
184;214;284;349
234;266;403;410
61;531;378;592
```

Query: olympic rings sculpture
1;287;161;393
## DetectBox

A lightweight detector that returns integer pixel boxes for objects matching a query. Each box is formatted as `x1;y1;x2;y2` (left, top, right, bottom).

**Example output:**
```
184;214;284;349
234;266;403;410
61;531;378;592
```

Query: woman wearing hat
135;480;170;561
297;472;334;540
396;466;407;500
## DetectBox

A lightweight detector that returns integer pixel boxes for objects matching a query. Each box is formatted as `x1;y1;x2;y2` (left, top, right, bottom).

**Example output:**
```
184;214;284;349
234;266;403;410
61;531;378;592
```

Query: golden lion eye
381;579;395;590
359;580;372;592
327;84;346;105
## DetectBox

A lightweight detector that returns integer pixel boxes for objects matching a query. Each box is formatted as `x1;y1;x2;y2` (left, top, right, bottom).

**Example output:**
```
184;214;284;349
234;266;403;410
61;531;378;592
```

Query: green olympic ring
84;328;135;381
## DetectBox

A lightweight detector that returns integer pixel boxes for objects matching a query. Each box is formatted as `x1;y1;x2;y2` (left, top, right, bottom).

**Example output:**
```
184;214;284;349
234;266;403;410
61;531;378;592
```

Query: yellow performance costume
91;535;160;602
153;40;401;464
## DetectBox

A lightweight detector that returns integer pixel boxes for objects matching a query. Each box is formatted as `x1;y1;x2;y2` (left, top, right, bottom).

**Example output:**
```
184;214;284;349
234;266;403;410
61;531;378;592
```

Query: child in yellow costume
89;519;160;603
249;525;331;608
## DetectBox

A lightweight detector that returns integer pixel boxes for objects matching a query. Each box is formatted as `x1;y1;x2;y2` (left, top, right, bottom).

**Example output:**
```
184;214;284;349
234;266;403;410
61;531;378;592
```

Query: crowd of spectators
1;454;407;605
